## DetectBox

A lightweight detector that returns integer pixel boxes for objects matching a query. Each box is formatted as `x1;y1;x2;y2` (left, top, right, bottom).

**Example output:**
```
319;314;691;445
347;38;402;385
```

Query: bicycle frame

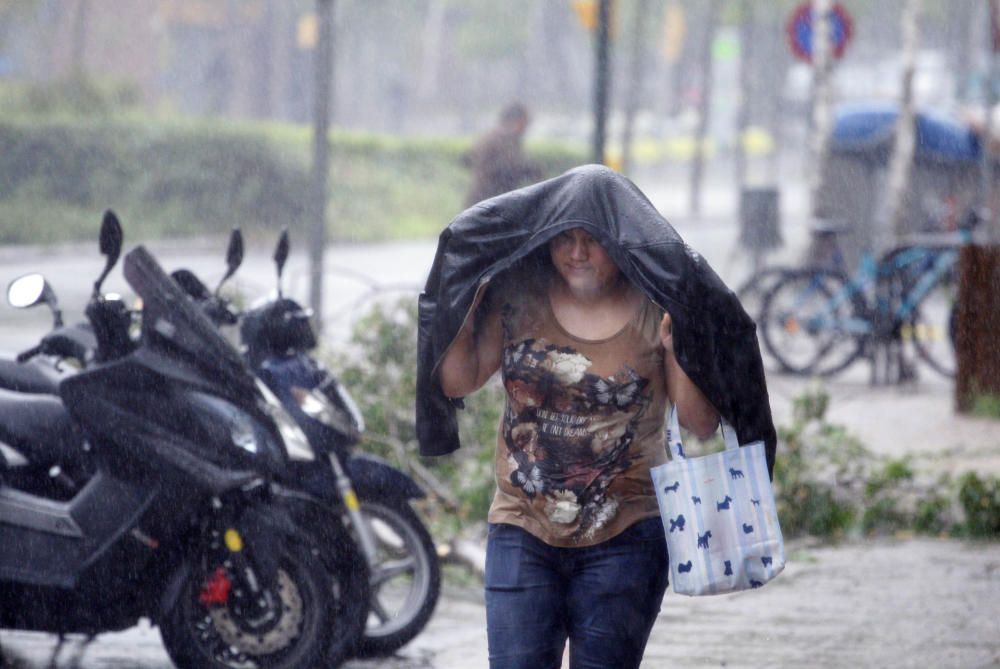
762;229;970;379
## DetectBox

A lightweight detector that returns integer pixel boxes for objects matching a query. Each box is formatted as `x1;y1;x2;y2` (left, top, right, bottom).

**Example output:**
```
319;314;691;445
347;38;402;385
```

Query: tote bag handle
666;405;739;460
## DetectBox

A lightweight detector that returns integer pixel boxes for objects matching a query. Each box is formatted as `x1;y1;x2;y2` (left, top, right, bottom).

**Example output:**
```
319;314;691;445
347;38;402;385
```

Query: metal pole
809;0;832;218
593;0;612;164
309;0;335;332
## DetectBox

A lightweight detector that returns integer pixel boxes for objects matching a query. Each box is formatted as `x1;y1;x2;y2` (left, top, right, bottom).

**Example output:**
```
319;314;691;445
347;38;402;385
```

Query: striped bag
651;407;784;596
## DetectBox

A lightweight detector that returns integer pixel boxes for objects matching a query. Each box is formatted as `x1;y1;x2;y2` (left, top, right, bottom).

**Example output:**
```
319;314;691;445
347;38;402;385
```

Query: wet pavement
3;536;1000;668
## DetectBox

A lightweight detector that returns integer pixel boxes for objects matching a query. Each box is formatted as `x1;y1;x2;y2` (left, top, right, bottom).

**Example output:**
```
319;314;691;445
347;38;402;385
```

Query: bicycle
757;211;979;380
735;219;848;325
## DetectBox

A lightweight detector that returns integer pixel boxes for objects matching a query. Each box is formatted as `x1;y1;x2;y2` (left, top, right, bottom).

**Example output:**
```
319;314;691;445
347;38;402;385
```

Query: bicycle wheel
735;267;788;325
905;274;957;378
759;269;868;376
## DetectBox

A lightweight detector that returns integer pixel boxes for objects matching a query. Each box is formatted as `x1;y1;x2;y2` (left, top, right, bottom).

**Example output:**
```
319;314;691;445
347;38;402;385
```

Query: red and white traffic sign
786;1;854;63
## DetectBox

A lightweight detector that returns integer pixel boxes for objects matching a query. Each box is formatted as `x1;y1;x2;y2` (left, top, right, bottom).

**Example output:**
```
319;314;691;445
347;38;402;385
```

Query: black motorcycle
0;213;368;668
174;228;441;657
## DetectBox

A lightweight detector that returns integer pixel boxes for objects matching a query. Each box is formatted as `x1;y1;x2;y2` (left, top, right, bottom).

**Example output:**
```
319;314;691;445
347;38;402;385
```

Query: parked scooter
0;212;368;668
174;228;441;657
1;276;99;499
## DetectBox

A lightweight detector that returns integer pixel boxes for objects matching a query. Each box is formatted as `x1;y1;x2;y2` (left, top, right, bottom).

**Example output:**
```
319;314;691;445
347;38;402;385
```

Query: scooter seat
0;357;68;395
0;387;85;472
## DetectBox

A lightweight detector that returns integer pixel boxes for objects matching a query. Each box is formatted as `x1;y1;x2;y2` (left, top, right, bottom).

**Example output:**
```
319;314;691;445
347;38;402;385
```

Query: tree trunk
664;0;687;117
956;0;1000;415
886;0;919;243
70;0;88;75
267;0;294;121
955;245;1000;412
734;0;753;192
416;0;447;107
764;2;784;179
688;0;719;216
621;0;650;176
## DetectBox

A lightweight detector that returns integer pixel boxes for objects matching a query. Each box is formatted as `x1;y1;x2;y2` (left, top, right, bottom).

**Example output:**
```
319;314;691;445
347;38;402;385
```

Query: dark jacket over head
417;164;777;477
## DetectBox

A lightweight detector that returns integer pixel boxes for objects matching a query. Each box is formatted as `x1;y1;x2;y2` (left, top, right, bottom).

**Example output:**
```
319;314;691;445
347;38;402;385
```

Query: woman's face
548;228;620;297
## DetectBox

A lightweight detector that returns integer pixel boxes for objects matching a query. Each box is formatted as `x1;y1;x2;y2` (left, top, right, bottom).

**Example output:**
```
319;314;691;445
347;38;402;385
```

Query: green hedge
0;114;585;245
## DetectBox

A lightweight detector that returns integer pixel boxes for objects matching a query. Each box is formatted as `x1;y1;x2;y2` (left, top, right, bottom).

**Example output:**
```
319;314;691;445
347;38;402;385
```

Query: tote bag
651;407;784;596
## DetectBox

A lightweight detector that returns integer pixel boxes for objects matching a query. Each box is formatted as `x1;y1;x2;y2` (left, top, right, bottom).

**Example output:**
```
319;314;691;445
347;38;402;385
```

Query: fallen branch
446;537;486;579
363;431;462;512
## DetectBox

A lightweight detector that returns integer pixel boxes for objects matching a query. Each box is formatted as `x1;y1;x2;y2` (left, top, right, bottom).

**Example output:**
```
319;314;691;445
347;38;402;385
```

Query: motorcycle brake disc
208;569;304;655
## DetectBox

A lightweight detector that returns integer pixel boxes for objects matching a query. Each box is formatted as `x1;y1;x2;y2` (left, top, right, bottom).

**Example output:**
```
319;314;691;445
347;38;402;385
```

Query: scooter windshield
122;245;258;400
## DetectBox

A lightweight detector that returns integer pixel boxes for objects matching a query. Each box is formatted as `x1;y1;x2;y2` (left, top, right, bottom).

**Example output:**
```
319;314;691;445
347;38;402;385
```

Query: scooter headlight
256;380;315;462
289;378;365;442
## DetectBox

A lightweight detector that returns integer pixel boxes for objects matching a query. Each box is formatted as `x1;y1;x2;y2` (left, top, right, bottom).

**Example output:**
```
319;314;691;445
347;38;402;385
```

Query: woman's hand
659;311;674;356
437;285;504;398
660;309;719;439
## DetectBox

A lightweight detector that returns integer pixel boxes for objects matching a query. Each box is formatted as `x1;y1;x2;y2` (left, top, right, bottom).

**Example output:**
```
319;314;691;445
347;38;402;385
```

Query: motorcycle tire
354;498;442;657
160;537;343;669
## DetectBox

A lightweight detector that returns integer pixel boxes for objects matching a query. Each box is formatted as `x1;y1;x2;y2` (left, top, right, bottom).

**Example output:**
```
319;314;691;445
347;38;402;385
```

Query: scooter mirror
7;273;48;308
216;227;244;293
94;210;124;296
7;273;63;326
274;229;290;297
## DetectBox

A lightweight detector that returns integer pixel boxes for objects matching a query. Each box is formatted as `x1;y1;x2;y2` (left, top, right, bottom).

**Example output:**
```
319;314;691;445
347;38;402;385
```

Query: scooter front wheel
355;498;441;657
159;538;338;669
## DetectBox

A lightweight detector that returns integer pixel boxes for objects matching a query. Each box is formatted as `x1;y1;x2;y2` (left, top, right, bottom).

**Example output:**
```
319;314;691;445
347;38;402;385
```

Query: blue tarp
830;102;981;163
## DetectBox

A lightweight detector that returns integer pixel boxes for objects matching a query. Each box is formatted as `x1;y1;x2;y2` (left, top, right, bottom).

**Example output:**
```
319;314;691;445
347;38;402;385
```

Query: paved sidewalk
4;536;998;669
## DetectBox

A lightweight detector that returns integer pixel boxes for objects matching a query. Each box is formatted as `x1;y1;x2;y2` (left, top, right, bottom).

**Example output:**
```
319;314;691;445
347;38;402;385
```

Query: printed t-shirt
487;278;669;547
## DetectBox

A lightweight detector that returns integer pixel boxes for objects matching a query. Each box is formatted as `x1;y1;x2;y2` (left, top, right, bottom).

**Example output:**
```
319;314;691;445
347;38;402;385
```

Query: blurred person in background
464;102;543;207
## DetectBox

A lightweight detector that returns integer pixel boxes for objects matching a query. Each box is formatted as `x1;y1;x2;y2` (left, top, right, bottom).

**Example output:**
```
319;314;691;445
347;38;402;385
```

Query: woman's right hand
437;285;504;398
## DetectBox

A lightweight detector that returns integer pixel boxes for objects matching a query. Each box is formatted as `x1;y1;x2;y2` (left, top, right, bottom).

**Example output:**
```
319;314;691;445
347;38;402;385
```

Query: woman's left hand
659;312;674;355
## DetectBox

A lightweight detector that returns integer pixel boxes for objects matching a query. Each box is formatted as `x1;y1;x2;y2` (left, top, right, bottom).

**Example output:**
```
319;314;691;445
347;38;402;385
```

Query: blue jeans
484;518;669;669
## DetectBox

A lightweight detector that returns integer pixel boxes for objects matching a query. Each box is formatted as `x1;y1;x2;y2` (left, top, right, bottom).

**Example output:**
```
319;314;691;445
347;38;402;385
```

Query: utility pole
809;0;833;218
309;0;335;331
593;0;612;164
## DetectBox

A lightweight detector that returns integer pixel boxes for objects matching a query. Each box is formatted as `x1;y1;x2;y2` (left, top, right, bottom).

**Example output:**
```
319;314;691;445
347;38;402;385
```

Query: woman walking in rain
417;165;776;669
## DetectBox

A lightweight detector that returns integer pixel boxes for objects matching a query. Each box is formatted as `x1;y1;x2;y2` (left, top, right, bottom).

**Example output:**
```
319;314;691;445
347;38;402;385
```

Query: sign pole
593;0;612;165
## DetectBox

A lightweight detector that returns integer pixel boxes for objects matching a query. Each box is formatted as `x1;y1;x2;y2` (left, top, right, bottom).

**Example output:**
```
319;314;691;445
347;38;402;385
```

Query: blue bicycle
758;212;978;379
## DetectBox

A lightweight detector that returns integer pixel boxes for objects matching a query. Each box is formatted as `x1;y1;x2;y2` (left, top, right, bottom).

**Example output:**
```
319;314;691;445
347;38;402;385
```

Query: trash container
739;187;783;255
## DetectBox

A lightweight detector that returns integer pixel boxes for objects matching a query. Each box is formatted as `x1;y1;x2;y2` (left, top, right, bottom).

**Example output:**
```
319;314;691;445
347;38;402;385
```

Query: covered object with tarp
815;102;981;269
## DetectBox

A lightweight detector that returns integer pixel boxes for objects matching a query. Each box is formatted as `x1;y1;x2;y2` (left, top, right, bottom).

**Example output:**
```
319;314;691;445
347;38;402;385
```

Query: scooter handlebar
16;344;43;363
